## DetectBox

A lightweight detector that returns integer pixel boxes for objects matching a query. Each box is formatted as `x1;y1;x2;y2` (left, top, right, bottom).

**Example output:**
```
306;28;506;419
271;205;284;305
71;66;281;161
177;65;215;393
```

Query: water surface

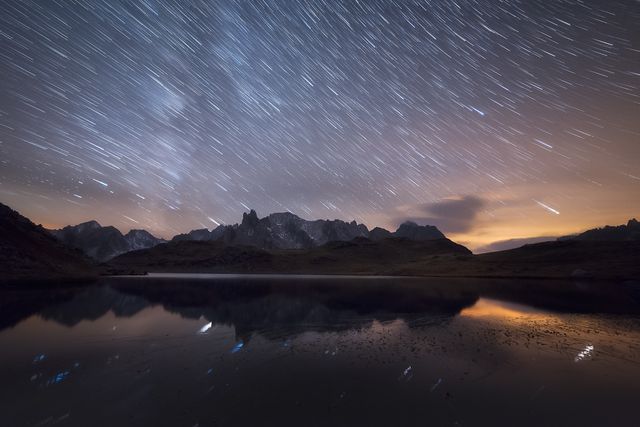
1;275;640;426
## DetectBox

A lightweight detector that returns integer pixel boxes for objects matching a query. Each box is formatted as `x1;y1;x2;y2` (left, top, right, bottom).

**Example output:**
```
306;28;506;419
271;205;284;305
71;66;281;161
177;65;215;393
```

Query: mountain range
99;213;640;280
1;201;639;282
51;209;446;261
51;221;166;262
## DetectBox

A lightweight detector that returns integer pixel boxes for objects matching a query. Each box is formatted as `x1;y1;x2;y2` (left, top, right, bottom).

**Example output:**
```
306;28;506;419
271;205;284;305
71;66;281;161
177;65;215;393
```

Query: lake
1;274;640;426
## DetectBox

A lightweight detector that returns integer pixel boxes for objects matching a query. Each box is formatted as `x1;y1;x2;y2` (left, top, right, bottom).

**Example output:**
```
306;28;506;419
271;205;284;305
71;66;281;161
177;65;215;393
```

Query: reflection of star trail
0;1;638;249
574;344;594;362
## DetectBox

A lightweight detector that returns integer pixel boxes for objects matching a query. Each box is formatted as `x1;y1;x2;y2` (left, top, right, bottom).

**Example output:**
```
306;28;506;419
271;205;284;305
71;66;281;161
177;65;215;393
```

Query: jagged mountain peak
67;220;102;232
170;210;445;250
53;221;164;261
241;209;260;227
52;209;451;257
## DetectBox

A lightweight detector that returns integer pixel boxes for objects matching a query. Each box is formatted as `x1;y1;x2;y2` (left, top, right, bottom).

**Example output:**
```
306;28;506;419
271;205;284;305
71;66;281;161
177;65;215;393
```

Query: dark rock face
560;219;640;242
266;212;315;248
0;203;96;281
53;221;165;262
172;228;215;242
125;230;167;251
393;221;445;241
369;227;393;241
171;225;228;243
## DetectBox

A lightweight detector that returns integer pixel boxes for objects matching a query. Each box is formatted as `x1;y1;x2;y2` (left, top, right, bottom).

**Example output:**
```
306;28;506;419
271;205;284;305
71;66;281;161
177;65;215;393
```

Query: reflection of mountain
0;286;149;331
0;288;80;331
39;285;149;326
2;276;638;337
108;277;479;340
0;277;480;337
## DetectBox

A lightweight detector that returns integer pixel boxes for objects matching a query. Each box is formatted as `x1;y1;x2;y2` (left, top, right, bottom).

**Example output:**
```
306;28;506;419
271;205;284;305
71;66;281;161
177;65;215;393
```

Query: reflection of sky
0;1;638;250
460;298;552;319
1;291;640;426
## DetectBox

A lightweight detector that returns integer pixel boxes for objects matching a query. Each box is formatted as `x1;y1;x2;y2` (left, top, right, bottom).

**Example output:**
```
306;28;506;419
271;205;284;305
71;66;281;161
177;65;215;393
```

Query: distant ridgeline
38;207;640;263
558;219;640;242
172;210;444;249
51;209;445;261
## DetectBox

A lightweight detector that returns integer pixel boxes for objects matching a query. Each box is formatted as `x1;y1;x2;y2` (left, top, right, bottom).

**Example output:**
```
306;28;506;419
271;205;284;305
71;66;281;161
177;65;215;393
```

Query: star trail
0;0;638;249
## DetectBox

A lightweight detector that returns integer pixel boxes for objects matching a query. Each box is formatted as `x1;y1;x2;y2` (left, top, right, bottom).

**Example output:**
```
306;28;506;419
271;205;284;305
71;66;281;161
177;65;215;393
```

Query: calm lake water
1;275;640;427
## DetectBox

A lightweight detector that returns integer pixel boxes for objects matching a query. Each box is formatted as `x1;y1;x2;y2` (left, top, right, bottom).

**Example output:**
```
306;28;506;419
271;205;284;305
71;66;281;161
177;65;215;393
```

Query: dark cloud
475;236;557;253
398;195;486;234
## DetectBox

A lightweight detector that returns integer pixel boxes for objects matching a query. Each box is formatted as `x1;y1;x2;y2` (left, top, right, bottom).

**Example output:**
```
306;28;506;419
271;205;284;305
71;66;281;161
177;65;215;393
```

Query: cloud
475;236;557;253
397;195;486;234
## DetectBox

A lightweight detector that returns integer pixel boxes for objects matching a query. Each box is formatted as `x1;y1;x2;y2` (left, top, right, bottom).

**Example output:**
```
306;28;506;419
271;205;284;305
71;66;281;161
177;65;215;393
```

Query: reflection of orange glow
460;298;553;321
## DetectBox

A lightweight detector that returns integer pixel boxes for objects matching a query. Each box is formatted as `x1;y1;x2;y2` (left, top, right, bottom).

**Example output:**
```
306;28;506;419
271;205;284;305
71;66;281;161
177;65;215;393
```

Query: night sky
1;0;638;250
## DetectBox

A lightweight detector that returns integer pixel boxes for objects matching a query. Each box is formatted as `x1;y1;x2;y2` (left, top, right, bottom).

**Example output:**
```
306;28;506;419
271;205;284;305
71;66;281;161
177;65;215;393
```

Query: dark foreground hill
560;218;640;242
394;239;640;280
106;237;471;276
106;236;640;280
0;203;97;283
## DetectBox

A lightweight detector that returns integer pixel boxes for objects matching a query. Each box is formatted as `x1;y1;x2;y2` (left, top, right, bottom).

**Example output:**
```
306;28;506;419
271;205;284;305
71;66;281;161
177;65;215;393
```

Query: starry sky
1;0;638;251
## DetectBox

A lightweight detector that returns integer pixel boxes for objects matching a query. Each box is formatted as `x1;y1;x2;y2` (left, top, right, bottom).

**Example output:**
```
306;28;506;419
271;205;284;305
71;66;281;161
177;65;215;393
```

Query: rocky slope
0;203;97;282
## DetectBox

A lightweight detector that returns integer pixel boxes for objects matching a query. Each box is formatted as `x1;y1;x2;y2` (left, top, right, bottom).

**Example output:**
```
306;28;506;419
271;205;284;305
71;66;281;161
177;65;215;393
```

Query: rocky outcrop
52;221;165;261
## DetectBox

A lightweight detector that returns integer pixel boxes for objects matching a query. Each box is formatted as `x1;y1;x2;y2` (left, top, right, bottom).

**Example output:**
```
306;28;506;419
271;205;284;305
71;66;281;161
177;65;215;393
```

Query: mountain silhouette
51;221;166;261
170;210;444;250
0;203;96;282
2;201;639;281
52;210;449;260
560;219;640;242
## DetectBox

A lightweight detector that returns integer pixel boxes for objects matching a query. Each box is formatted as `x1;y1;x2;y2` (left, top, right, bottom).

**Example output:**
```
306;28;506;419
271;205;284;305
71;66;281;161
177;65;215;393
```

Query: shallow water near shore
1;275;640;426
